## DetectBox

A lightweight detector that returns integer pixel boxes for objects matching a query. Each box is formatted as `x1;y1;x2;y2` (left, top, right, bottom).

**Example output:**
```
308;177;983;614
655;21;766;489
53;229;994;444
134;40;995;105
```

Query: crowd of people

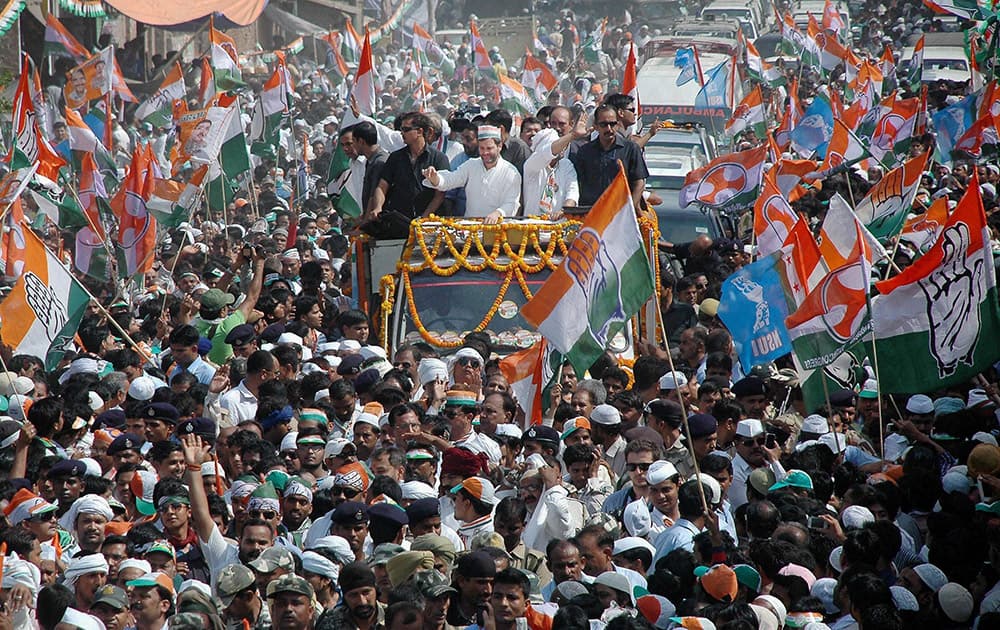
4;0;1000;628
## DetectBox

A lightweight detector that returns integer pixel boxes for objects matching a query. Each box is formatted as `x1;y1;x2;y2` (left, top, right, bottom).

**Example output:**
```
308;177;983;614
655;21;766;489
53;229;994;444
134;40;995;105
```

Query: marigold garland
383;217;581;348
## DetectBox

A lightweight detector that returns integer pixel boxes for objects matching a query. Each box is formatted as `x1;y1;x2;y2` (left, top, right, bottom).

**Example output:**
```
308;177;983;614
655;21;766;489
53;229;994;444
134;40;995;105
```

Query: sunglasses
457;357;481;368
741;437;766;447
400;126;419;133
248;510;277;520
597;121;617;128
29;512;57;522
332;486;360;499
626;462;652;472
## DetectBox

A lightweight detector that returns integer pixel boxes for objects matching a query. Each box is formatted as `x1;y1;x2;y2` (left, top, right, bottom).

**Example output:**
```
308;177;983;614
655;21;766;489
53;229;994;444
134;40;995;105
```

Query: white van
701;0;765;40
792;0;851;44
902;33;971;84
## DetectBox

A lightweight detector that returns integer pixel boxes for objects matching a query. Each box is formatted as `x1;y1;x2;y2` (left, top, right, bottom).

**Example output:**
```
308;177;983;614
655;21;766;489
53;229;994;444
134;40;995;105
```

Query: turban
2;557;40;594
309;536;355;565
417;358;448;385
64;554;109;590
410;534;457;567
387;551;435;588
302;551;340;581
441;447;488;477
118;559;151;575
230;480;259;506
400;481;437;500
284;480;314;502
247;482;281;514
260;405;294;431
447;348;485;382
59;495;113;533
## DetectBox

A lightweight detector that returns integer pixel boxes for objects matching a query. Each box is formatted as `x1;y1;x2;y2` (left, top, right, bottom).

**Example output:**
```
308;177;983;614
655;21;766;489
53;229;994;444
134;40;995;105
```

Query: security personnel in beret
330;501;369;562
141;402;181;443
224;324;258;359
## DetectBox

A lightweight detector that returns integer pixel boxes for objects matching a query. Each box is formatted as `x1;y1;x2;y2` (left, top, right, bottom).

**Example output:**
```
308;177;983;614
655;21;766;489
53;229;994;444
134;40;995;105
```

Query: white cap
495;424;523;438
280;431;299;452
400;481;437;500
913;563;948;592
324;438;355;459
819;432;847;454
801;414;829;435
340;340;362;352
590;404;621;425
890;585;919;612
594;571;636;605
11;376;34;396
353;413;381;430
646;461;679;486
736;419;764;438
623;499;651;537
840;505;875;530
200;461;225;479
79;458;102;477
968;389;994;408
359;346;388;361
7;394;29;422
277;332;304;347
612;536;656;557
129;376;157;401
693;473;722;505
906;394;934;415
658;371;687;390
417;358;448;385
938;583;974;622
973;431;998;446
318;342;341;354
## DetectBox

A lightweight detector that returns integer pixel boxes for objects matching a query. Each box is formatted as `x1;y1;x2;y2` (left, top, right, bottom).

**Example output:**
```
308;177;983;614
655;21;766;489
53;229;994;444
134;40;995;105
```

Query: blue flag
694;60;731;109
674;47;697;86
789;91;834;158
931;93;978;164
717;252;794;372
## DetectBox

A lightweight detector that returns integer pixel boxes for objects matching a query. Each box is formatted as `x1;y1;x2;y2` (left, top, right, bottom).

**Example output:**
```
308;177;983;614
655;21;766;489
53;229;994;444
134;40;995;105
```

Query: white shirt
425;157;521;218
730;453;787;511
199;523;241;587
453;430;502;465
218;381;258;424
522;143;580;216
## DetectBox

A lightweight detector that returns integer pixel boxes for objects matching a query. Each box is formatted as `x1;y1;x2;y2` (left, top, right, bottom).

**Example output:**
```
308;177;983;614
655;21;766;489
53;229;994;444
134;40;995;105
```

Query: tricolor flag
210;18;244;90
679;144;767;212
342;20;362;64
111;149;156;279
852;151;929;239
521;164;655;373
622;43;640;131
8;56;67;180
781;12;808;55
922;0;978;21
746;39;786;87
74;152;111;280
148;165;208;228
498;339;559;426
43;14;88;61
813;20;854;73
819;194;887;269
753;169;798;258
199;57;216;108
135;62;186;129
786;220;873;370
499;74;535;114
725;85;766;138
63;107;102;153
870;172;1000;393
353;30;377;117
326;141;362;218
523;53;558;103
0;223;89;370
27;173;87;229
822;0;845;33
470;21;496;79
862;95;920;167
907;35;924;92
952;113;999;158
1;199;27;280
249;62;292;158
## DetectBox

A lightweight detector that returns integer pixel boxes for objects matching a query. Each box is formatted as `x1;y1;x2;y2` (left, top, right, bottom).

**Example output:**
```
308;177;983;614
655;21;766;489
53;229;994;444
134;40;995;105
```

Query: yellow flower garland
381;217;581;348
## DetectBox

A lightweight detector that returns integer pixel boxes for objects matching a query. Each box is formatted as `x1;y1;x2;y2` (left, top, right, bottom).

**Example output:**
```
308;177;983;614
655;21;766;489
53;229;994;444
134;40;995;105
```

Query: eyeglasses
394;361;413;370
400;126;418;133
624;107;636;112
626;462;652;472
741;437;766;447
248;510;277;520
331;486;360;499
597;121;618;128
457;357;481;368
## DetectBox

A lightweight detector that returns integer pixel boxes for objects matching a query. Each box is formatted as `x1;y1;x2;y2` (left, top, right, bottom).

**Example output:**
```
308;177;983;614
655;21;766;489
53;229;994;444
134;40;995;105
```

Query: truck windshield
401;268;550;351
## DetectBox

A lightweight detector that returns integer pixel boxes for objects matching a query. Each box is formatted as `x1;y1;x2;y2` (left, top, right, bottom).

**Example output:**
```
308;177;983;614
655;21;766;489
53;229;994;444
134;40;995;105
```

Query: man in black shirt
571;104;648;208
368;112;449;234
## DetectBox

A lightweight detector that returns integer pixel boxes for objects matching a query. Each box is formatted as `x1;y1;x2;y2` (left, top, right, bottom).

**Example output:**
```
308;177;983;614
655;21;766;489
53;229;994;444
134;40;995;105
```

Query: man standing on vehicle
368;112;449;230
422;125;521;224
571;104;648;209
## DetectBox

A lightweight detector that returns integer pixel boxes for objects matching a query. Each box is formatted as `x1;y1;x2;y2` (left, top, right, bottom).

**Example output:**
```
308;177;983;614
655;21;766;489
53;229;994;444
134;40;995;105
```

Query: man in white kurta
421;125;521;223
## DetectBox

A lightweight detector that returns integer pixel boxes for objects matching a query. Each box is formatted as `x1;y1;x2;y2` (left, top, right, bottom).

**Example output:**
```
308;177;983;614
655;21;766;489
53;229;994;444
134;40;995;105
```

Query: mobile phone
807;516;828;529
765;434;777;449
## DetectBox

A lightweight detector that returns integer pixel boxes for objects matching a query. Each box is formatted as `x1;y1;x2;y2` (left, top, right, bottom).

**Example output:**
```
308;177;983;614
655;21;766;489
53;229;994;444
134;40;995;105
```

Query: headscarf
284;480;314;502
63;554;109;590
261;405;294;430
308;536;355;565
117;559;151;575
447;348;485;385
302;551;340;582
386;551;435;587
417;358;448;385
58;495;113;533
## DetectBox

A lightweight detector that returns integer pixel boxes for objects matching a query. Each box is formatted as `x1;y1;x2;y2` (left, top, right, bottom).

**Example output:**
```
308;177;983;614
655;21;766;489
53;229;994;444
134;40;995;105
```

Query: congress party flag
499;339;559;426
353;30;377;117
622;43;640;132
852;151;929;239
148;165;208;228
523;53;558;102
809;118;870;179
8;56;67;180
780;218;828;307
521;164;655;374
870;172;1000;393
725;85;766;139
900;196;949;254
135;62;186;129
470;20;496;79
679;144;767;212
0;223;89;371
210;18;244;90
43;14;88;61
819;194;887;269
499;74;536;114
718;252;794;371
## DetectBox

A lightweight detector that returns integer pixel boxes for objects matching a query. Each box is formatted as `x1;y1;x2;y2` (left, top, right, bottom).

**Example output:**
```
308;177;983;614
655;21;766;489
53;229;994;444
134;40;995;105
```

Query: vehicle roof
644;36;739;57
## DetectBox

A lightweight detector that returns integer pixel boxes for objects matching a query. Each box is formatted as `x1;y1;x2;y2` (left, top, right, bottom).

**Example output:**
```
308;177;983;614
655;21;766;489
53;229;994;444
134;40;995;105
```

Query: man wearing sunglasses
729;419;786;511
571;103;648;209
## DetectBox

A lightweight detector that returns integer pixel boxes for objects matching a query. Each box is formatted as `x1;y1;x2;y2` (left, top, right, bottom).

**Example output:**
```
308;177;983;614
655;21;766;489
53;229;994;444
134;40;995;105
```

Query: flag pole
866;301;886;457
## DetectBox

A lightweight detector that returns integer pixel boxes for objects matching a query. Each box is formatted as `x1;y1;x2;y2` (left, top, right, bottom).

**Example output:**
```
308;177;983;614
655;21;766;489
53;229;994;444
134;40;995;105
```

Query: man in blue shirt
168;324;216;386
